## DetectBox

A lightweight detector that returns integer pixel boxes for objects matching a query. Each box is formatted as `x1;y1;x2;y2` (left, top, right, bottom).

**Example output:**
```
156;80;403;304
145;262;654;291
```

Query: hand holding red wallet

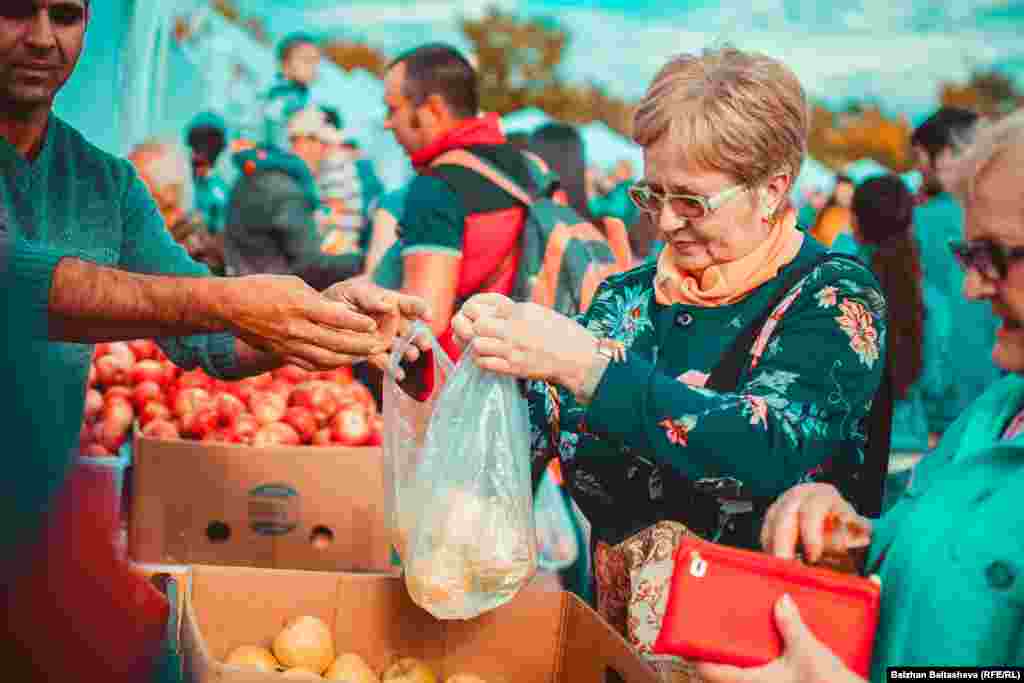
695;594;866;683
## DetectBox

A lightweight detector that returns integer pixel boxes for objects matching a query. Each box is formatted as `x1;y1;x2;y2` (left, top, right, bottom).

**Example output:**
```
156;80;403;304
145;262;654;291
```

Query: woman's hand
696;595;865;683
760;484;872;564
451;293;599;393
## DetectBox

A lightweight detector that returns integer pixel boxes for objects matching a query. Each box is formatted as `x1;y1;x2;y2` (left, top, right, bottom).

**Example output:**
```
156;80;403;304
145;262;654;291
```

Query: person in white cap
224;106;364;288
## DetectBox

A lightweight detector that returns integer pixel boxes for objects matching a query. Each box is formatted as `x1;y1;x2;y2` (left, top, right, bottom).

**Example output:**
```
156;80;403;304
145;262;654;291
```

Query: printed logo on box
248;483;300;536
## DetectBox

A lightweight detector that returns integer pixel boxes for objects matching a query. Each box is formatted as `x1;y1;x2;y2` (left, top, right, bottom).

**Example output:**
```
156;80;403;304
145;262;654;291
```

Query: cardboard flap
560;595;660;683
330;573;446;673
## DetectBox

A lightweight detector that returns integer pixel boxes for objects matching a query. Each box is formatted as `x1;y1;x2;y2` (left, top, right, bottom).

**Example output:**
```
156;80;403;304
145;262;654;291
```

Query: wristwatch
576;339;624;405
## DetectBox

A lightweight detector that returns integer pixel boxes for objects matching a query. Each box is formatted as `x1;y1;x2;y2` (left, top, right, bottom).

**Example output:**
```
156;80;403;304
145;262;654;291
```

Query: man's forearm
47;257;232;343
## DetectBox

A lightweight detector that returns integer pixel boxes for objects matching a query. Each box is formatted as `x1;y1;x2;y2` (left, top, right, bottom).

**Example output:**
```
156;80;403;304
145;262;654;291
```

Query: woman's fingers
768;494;805;560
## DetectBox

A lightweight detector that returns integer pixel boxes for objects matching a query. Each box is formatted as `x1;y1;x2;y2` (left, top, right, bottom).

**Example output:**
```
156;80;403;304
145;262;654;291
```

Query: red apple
83;443;113;457
251;422;301;447
83;388;104;423
273;364;311;385
132;381;164;410
226;378;259;405
106;341;137;365
87;362;98;388
290;381;339;425
312;428;333;446
177;369;212;391
250;372;274;389
97;419;130;452
92;342;112;359
78;423;92;450
104;385;134;405
127;339;158;361
265;379;294;398
215;393;246;424
102;398;135;430
249;391;287;425
95;353;134;387
141;419;179;440
318;367;353;385
282;406;318;444
139;401;172;426
162;361;179;387
131;359;166;386
330;405;370;447
231;413;260;444
180;406;219;439
174;387;212;418
366;414;384;447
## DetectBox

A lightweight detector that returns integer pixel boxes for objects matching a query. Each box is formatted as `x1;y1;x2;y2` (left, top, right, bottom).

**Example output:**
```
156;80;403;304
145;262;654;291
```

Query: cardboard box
182;565;660;683
129;435;392;572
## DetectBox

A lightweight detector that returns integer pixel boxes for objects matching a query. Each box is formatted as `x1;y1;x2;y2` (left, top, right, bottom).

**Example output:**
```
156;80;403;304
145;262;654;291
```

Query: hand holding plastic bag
385;324;538;620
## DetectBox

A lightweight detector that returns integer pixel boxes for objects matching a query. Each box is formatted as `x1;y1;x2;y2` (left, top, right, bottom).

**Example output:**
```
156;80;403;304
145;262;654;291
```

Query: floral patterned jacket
526;238;887;545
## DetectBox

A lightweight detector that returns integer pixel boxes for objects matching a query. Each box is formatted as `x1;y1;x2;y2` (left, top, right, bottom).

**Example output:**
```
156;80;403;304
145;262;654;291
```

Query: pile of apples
225;615;486;681
79;340;383;456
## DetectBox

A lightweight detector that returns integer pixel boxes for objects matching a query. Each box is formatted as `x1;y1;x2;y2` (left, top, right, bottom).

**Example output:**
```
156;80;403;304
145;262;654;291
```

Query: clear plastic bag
385;326;538;620
534;461;580;572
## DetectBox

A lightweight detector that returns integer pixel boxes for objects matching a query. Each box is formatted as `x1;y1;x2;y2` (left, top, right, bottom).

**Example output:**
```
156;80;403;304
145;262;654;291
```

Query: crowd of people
3;1;1024;680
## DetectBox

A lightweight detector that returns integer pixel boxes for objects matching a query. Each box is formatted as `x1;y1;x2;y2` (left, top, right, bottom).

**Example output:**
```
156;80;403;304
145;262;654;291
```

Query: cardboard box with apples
129;434;392;572
182;565;660;683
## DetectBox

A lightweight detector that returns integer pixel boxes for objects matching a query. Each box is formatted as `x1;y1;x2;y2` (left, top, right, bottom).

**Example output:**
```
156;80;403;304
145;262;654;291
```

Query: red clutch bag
652;535;880;677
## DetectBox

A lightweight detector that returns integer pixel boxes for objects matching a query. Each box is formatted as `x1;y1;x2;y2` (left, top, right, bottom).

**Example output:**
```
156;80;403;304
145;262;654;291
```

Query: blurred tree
940;69;1023;118
322;41;391;77
807;103;914;173
461;6;636;138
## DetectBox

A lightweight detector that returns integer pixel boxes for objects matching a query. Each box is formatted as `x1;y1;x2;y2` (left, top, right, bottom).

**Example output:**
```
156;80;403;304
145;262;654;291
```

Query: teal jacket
914;193;1002;430
261;76;310;151
830;239;958;452
867;374;1024;679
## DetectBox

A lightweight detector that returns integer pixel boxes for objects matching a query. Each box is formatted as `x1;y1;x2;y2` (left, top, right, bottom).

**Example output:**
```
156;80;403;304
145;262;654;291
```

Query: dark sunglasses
949;239;1024;281
0;2;86;25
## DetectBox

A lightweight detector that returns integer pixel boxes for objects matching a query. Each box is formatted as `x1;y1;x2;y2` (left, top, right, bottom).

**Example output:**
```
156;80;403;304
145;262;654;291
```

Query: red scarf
410;113;506;170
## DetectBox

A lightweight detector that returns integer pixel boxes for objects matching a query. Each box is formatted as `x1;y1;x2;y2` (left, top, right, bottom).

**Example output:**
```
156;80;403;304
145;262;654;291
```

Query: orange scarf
655;210;804;307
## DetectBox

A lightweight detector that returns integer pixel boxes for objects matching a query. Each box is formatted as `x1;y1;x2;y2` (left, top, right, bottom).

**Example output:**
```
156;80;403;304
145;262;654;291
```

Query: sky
229;0;1024;123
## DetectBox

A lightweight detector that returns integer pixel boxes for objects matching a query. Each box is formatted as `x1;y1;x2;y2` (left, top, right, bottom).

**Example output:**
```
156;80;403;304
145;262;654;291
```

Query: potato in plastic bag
393;340;538;620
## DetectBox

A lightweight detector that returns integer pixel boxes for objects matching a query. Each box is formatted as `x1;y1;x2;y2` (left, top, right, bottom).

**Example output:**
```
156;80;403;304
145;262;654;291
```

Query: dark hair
277;32;318;64
852;175;923;400
823;174;854;210
321;106;343;131
186;126;226;164
389;43;478;119
529;123;594;222
910;107;980;164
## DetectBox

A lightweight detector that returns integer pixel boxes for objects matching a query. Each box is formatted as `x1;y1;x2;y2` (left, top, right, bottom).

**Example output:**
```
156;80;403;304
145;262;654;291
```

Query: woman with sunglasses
451;47;886;651
712;110;1024;683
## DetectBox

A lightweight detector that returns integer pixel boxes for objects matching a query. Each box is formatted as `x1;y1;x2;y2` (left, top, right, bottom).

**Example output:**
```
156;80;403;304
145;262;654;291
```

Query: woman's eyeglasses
949;239;1024;281
628;182;748;220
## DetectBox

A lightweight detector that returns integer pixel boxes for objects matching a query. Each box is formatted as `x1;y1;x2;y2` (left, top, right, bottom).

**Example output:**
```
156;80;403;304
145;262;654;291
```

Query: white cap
287;106;344;145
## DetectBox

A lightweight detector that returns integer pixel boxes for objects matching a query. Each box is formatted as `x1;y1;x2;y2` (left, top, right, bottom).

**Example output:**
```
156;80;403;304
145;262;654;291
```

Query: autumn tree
461;7;636;137
321;41;391;77
940;69;1022;119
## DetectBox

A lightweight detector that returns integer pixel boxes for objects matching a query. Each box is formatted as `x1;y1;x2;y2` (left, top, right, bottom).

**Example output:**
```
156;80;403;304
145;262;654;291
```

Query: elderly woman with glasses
451;47;887;646
704;109;1024;683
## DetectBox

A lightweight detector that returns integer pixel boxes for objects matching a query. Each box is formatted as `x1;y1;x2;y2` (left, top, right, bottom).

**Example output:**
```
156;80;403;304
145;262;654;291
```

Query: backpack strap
430;149;535;207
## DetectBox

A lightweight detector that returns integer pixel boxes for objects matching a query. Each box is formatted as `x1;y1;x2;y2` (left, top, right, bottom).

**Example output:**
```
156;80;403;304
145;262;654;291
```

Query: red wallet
652;535;880;677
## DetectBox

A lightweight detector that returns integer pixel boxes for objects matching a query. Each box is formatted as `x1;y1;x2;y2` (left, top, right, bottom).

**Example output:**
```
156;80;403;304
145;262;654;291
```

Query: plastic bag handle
389;321;455;402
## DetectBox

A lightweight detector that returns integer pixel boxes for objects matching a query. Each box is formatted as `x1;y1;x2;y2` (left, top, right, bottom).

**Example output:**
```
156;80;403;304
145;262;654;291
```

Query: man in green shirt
2;0;427;550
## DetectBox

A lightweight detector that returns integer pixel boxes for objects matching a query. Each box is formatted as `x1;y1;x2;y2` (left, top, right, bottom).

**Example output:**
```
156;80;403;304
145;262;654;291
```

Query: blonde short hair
633;47;809;191
950;108;1024;205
